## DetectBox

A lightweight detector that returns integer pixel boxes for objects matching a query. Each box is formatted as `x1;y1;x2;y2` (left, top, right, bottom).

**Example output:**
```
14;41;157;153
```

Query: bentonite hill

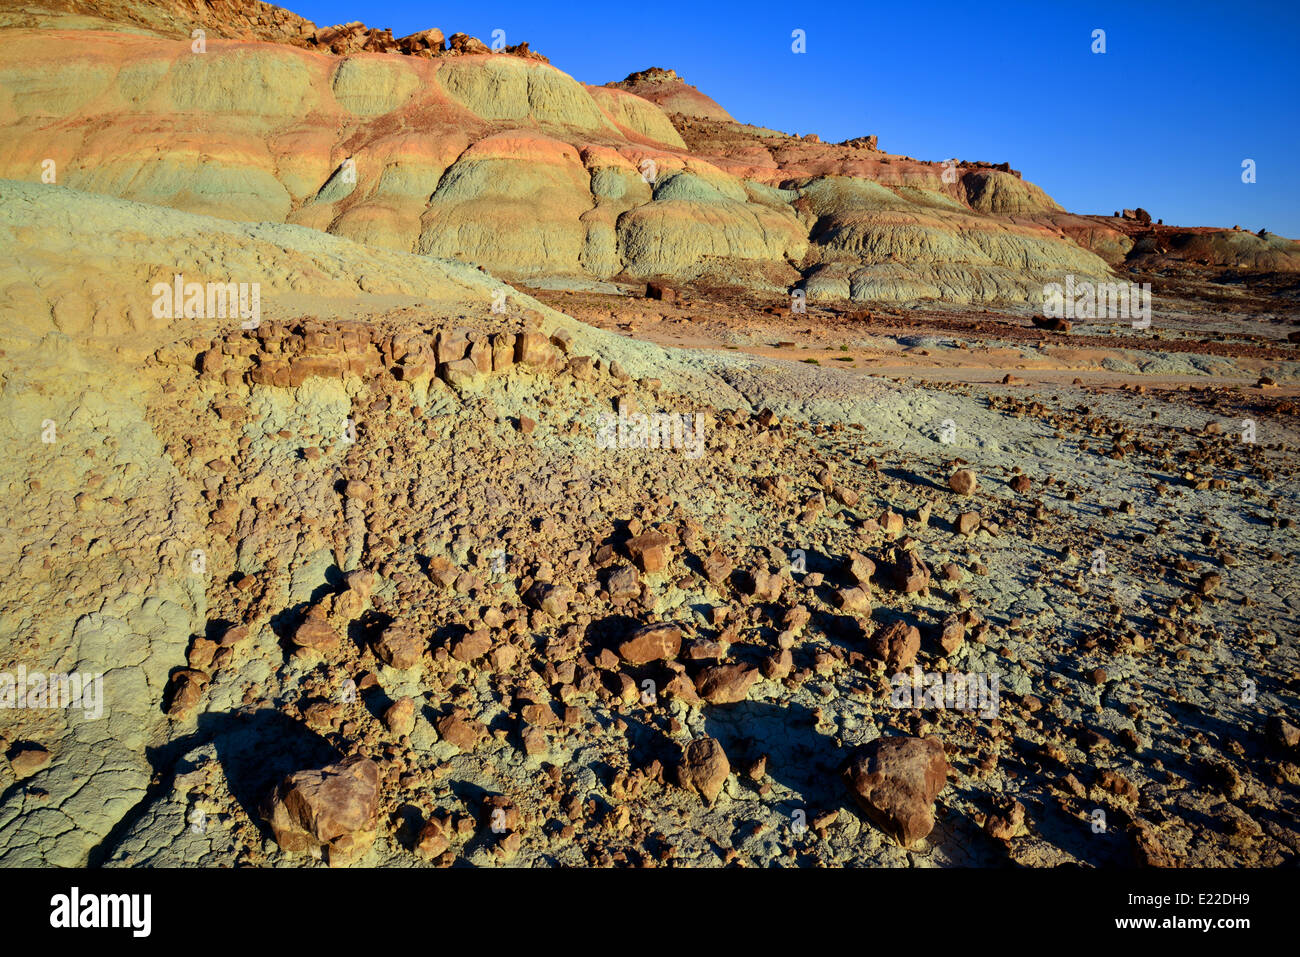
0;0;1297;870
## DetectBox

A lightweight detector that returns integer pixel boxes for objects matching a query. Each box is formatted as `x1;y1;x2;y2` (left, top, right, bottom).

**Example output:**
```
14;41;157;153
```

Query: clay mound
586;85;687;148
417;133;596;277
962;168;1063;215
0;178;509;346
1131;225;1300;272
606;67;735;123
618;166;808;286
435;56;615;132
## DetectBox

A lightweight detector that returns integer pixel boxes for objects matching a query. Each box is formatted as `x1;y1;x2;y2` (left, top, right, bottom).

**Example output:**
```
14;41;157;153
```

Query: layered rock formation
0;0;1191;304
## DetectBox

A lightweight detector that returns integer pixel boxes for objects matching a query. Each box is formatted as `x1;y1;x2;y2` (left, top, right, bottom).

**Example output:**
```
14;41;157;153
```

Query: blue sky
294;0;1300;236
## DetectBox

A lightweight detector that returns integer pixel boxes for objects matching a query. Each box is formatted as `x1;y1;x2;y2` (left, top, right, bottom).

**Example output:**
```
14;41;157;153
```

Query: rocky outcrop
605;67;735;122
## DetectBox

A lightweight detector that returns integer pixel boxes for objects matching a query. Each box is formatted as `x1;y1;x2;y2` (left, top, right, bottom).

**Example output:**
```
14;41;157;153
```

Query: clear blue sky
294;0;1300;236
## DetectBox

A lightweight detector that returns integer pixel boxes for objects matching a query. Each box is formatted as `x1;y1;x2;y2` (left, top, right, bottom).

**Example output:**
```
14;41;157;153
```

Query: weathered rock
451;629;492;663
701;549;733;585
166;668;209;716
626;531;672;573
948;469;978;495
1267;715;1300;750
524;581;573;617
1031;316;1071;333
834;585;871;613
293;607;340;651
342;480;371;501
676;736;729;803
415;817;450;859
646;281;677;302
435;330;470;364
374;620;425;669
515;332;558;368
868;620;921;671
263;755;381;866
618;622;682;665
383;697;415;735
890;551;931;593
439;357;481;388
447;32;491;54
845;551;876;587
762;648;793;680
694;663;759;704
937;614;965;655
985;799;1027;841
744;567;784;602
491;333;517;371
434;709;486;750
844;735;949;847
605;564;640;600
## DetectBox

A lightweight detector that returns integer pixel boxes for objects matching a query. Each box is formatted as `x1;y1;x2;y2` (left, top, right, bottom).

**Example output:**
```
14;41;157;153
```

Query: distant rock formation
0;0;1293;305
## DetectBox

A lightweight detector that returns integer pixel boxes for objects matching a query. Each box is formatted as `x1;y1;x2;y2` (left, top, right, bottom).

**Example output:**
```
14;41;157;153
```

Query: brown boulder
491;333;517;371
701;549;733;585
676;736;730;803
439;357;481;388
605;564;640;600
415;817;450;859
948;469;978;495
373;620;425;669
834;586;871;613
868;620;921;671
618;622;682;665
451;629;492;663
515;332;559;368
890;551;931;593
263;755;381;866
293;606;340;651
523;581;573;617
845;551;876;587
435;708;486;750
646;281;677;302
448;32;491;54
744;567;784;602
937;615;965;655
166;668;209;716
626;531;672;573
1031;316;1071;333
844;736;949;847
694;663;759;704
383;697;416;736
